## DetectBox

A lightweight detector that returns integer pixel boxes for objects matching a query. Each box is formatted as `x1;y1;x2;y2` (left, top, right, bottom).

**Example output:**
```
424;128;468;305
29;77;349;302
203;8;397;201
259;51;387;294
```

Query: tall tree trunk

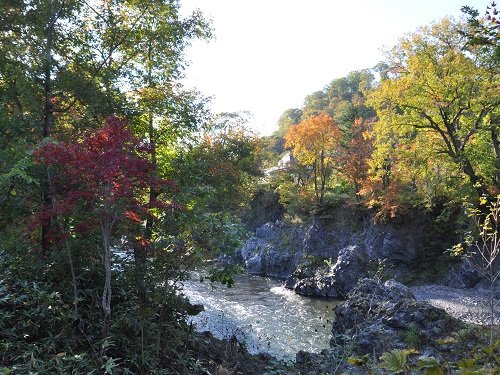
144;41;157;238
100;218;113;337
145;111;158;237
135;44;156;301
461;158;489;199
134;111;155;302
41;1;59;255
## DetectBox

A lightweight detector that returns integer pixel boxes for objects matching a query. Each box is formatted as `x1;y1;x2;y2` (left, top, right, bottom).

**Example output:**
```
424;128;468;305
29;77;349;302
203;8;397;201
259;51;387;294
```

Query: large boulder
291;245;368;298
238;219;351;282
331;279;462;356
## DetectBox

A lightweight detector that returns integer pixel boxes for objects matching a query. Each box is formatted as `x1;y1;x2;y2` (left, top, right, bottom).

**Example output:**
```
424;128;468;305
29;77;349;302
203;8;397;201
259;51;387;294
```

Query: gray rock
330;278;463;356
255;222;280;241
245;253;264;275
363;224;419;263
238;206;459;295
293;245;368;298
215;253;238;266
239;223;308;278
284;275;298;289
446;259;482;288
383;279;415;299
474;278;500;299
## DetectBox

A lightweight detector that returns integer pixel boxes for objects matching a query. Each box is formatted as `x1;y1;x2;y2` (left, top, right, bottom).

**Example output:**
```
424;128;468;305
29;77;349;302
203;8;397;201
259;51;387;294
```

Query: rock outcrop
239;222;306;278
330;279;463;356
295;278;471;374
238;207;452;297
291;245;368;298
444;257;500;299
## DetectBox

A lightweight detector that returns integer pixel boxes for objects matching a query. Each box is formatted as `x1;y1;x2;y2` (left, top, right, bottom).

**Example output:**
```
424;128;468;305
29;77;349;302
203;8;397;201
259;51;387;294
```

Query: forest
0;0;498;374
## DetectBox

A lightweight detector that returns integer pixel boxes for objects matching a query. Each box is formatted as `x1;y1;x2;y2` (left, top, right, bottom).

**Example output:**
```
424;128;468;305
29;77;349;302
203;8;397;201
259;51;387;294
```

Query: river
181;271;341;361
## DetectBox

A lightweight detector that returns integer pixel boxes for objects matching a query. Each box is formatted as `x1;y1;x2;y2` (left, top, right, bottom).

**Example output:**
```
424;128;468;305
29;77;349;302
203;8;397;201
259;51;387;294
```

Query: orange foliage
285;112;341;203
284;112;341;163
337;117;374;196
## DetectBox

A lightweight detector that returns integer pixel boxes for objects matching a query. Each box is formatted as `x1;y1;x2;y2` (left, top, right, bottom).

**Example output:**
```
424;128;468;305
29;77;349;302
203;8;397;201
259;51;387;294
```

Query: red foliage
124;210;142;223
33;116;176;246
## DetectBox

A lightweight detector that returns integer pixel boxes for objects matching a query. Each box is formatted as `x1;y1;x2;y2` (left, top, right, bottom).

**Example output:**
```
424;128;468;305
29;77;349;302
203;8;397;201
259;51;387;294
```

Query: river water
181;271;341;361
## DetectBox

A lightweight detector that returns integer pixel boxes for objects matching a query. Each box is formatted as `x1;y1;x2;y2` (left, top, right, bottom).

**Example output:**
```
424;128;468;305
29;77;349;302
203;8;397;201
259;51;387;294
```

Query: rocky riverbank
207;229;499;373
294;278;498;375
198;277;498;374
238;209;440;280
237;217;415;299
227;211;499;373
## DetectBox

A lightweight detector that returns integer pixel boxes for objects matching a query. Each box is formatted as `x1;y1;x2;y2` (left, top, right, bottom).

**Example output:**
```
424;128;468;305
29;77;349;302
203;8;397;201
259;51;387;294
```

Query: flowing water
181;271;341;361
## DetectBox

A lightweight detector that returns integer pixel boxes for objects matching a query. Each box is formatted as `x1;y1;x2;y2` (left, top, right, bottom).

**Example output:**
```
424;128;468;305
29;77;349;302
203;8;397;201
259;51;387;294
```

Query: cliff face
237;206;457;298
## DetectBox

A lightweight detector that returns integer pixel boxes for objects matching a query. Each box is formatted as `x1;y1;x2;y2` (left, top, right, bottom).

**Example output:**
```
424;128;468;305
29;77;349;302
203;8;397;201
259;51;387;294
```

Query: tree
324;70;376;129
0;0;211;254
367;18;500;204
302;91;329;119
461;1;500;64
337;117;374;198
174;112;262;214
276;108;303;137
33;116;172;335
452;195;500;345
263;108;303;158
170;112;262;255
118;0;210;231
102;0;210;296
285;112;342;204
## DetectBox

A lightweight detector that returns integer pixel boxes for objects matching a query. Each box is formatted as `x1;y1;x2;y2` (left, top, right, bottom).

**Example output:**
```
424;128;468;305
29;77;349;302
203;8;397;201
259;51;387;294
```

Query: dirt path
411;285;499;326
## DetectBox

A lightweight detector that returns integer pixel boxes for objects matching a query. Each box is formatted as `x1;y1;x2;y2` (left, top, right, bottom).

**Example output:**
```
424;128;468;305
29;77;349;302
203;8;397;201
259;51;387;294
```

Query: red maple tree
33;116;175;333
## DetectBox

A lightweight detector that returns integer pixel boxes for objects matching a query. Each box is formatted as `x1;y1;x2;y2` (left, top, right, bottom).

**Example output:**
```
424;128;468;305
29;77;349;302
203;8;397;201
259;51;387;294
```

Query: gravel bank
411;285;499;326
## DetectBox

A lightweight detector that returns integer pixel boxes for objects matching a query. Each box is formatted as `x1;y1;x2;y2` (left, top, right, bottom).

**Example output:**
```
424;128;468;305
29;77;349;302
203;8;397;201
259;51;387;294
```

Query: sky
180;0;488;136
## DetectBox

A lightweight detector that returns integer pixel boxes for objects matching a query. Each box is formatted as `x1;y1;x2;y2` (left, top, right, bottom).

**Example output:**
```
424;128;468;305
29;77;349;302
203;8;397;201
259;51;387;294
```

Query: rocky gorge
237;206;467;298
223;207;499;373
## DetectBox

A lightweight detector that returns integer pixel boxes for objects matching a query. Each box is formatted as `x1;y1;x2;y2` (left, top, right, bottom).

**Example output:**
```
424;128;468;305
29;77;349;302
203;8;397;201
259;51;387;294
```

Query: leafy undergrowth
187;331;292;375
0;267;292;374
1;265;498;375
294;325;499;375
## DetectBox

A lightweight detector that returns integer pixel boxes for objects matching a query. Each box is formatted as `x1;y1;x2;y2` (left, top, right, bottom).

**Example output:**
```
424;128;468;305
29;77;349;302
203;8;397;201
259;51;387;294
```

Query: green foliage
0;152;37;191
460;3;500;64
347;353;371;370
242;183;284;230
0;0;258;373
277;179;317;218
0;275;96;373
379;349;412;373
402;326;422;350
1;1;499;373
367;17;499;211
367;258;393;284
207;265;244;288
451;194;500;345
172;113;262;218
416;356;444;375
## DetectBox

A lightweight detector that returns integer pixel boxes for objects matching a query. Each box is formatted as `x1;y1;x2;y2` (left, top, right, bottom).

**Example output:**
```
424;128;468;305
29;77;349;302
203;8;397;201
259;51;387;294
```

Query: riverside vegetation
0;1;499;374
